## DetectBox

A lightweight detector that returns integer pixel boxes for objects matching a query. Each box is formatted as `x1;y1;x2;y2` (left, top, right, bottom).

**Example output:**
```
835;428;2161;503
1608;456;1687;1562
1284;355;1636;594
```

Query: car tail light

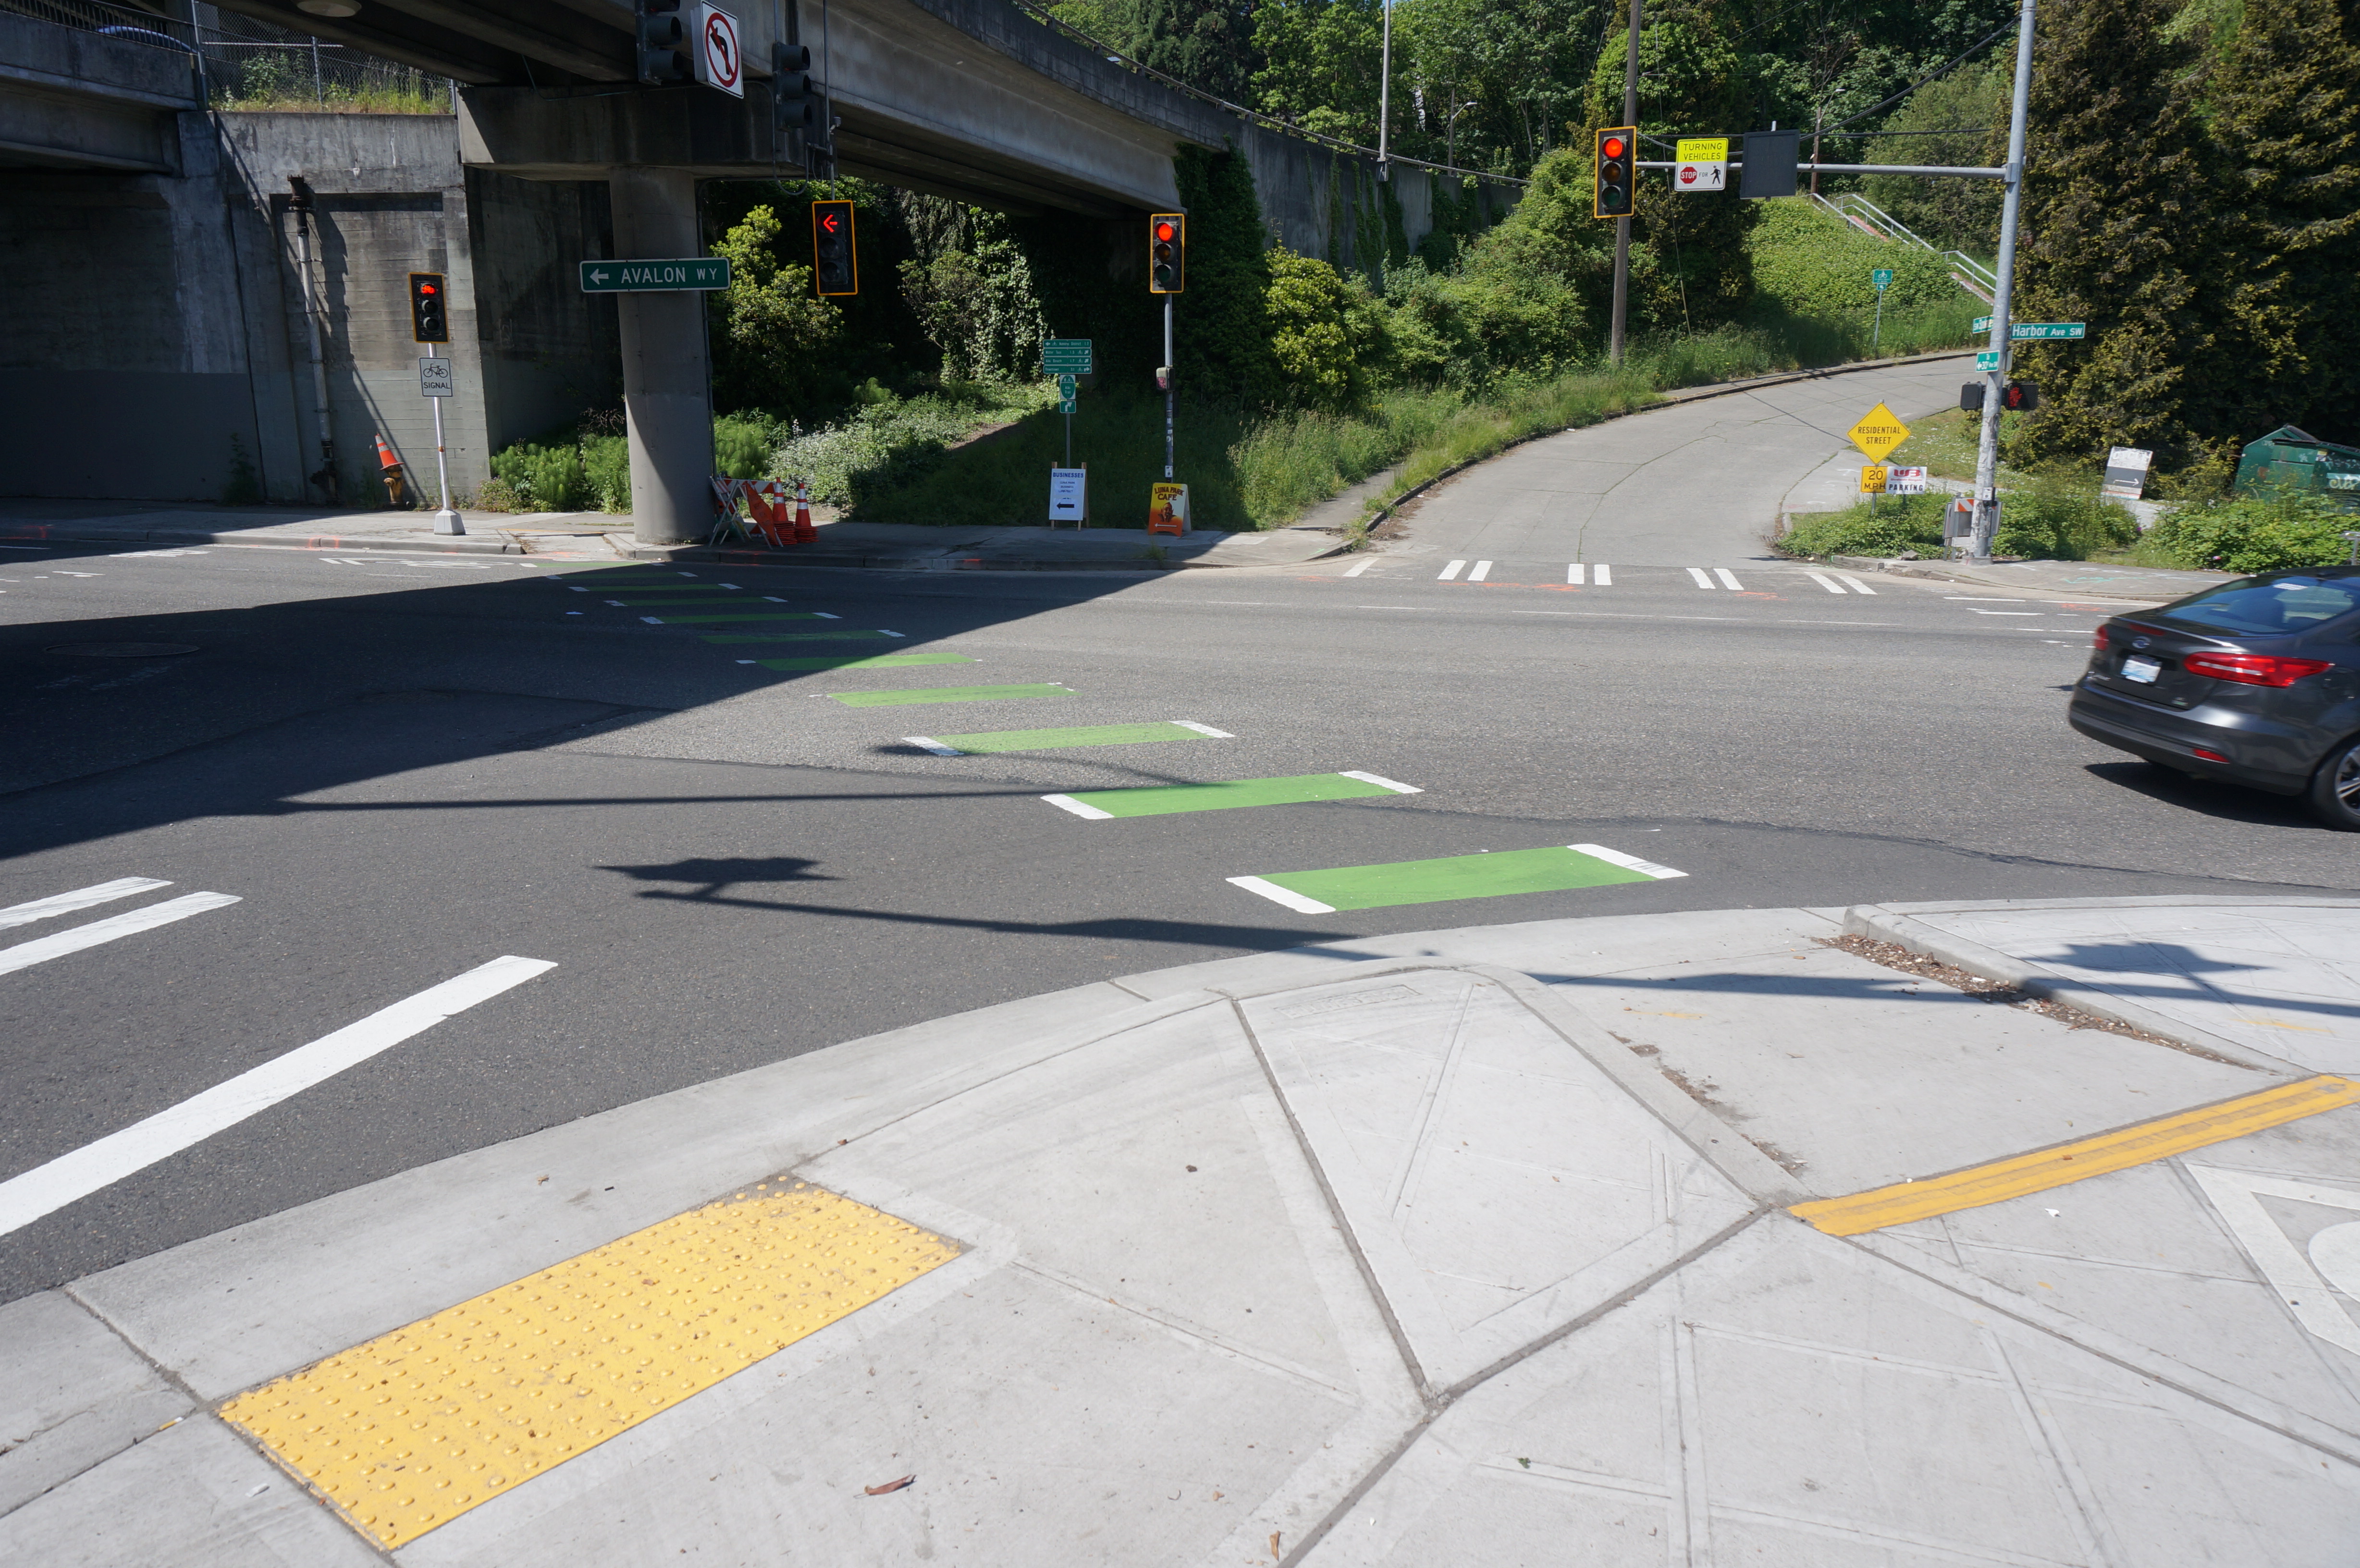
2191;747;2229;763
2182;652;2334;687
2091;625;2109;650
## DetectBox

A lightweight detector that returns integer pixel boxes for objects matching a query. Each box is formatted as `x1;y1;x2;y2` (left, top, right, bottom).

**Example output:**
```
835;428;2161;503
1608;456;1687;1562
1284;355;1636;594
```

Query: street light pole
1377;0;1390;180
1609;0;1640;366
1969;0;2036;564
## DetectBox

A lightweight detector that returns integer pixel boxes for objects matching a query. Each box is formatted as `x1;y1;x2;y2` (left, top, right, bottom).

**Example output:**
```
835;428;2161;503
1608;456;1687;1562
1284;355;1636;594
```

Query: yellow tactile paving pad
1794;1074;2360;1237
221;1178;958;1548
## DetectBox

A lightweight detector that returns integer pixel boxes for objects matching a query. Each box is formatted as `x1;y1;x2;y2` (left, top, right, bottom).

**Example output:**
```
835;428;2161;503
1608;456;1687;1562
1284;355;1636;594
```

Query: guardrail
1810;191;1999;303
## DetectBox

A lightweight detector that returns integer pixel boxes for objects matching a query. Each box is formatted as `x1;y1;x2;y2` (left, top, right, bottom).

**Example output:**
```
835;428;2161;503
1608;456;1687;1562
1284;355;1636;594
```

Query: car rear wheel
2306;736;2360;830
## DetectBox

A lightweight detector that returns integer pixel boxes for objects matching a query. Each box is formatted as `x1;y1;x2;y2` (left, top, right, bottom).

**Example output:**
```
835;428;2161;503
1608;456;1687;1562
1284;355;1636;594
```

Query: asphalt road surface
3;360;2350;1300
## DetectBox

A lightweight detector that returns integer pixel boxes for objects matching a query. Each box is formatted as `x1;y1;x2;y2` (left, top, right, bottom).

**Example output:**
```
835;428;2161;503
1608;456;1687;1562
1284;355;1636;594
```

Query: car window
2157;576;2360;636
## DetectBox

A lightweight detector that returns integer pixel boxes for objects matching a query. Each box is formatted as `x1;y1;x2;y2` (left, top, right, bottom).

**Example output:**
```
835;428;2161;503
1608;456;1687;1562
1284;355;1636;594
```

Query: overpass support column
610;167;711;546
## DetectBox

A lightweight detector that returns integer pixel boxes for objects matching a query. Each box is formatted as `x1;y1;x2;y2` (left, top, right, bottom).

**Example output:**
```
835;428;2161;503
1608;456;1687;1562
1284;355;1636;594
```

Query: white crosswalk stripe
1805;572;1849;594
1467;560;1493;581
1438;560;1466;580
1686;568;1715;589
0;877;171;931
1836;573;1877;594
0;892;242;978
1713;568;1745;590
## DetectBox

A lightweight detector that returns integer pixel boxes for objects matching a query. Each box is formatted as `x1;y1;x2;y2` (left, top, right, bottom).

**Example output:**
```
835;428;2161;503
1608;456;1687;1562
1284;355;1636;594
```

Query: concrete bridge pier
609;167;712;547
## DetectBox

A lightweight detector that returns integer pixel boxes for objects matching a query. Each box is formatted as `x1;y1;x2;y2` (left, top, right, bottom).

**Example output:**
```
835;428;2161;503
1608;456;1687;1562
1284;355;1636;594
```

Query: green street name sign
578;257;731;293
1970;316;2087;341
1042;338;1094;373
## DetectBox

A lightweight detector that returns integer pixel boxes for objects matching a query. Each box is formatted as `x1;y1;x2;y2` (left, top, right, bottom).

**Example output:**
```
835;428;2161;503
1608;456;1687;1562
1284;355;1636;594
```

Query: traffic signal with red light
1148;213;1185;293
1594;127;1635;219
812;199;856;296
408;271;448;343
2000;380;2040;413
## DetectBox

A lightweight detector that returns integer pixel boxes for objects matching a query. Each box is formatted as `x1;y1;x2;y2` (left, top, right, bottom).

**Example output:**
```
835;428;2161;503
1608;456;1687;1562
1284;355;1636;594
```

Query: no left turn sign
695;3;744;98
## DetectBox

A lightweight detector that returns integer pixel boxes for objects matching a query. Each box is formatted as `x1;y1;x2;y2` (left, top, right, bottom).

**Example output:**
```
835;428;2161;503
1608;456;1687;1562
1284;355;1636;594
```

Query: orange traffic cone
373;433;406;507
793;478;817;543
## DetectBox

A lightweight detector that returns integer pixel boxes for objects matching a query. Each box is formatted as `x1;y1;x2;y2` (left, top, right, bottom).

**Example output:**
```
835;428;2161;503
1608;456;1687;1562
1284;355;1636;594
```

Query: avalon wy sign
579;258;732;293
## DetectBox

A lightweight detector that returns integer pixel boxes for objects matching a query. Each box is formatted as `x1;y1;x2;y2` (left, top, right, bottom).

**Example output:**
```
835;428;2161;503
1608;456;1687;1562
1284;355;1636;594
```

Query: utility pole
1377;0;1390;181
1968;0;2036;564
1163;293;1175;479
1609;0;1640;365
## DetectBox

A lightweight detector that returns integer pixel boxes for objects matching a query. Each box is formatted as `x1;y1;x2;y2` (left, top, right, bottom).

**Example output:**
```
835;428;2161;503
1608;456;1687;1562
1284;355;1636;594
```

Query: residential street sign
1847;402;1911;463
2013;322;2086;340
578;258;731;292
1042;339;1094;374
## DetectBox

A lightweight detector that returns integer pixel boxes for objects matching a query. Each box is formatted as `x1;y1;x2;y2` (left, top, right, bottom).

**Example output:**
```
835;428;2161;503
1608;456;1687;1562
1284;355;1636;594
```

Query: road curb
1837;902;2304;1074
607;540;1348;572
0;524;527;557
1822;553;2218;601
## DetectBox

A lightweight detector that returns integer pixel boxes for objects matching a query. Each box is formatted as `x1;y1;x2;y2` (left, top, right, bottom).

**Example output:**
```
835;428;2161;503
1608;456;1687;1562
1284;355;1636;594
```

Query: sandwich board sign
1049;466;1087;524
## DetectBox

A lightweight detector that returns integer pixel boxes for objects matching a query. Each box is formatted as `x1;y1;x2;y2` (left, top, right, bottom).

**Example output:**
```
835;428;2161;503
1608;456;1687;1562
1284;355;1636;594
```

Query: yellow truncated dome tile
220;1179;958;1548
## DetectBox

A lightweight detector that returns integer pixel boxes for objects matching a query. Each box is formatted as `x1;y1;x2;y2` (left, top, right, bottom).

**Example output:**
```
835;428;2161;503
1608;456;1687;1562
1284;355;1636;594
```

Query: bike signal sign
695;3;743;98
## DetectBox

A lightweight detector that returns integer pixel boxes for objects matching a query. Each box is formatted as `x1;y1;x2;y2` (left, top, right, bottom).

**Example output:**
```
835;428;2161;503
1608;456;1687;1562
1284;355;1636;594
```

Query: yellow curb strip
220;1179;959;1548
1791;1074;2360;1237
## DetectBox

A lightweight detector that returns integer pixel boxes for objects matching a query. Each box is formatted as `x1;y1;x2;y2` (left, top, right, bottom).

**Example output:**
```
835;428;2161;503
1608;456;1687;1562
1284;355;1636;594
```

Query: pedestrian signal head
811;198;857;296
1149;212;1185;293
2000;380;2041;413
407;271;448;343
1595;127;1635;219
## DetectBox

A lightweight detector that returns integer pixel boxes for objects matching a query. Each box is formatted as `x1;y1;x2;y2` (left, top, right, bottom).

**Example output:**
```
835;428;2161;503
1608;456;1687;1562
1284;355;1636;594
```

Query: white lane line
1594;564;1612;585
1971;610;2041;616
0;956;555;1239
606;600;627;606
1686;568;1715;589
816;612;841;620
880;630;907;638
1467;561;1493;582
1713;568;1745;591
0;878;172;932
1438;560;1466;580
1835;574;1877;595
1344;558;1375;577
1804;572;1848;595
0;893;241;979
763;596;789;602
1568;564;1585;585
1227;876;1336;915
904;737;963;756
1944;596;2024;601
640;616;664;624
1338;771;1422;795
1571;843;1688;880
1040;794;1114;820
1172;720;1234;737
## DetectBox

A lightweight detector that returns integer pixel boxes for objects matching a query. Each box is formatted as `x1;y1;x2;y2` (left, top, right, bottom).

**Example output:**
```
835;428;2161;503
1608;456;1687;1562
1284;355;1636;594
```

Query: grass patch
1779;470;2138;562
1885;405;2038;486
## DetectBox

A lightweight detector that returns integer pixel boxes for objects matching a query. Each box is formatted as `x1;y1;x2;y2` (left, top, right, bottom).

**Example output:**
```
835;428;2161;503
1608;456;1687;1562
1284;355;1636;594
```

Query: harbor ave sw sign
579;258;732;293
1847;403;1911;462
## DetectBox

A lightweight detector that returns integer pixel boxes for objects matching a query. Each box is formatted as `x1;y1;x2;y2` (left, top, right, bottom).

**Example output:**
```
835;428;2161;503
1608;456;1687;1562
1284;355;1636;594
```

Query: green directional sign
578;257;731;293
1974;315;1993;332
1872;268;1893;292
1041;338;1094;374
2012;321;2087;340
1057;373;1077;398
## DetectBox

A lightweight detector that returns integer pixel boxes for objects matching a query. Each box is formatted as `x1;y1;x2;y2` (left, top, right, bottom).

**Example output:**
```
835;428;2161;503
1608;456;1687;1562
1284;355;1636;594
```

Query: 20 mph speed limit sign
695;3;744;98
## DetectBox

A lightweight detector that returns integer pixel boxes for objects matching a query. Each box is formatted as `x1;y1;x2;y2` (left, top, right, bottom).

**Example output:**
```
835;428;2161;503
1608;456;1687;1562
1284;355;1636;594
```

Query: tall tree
2205;0;2360;444
1254;0;1382;143
1999;0;2218;466
1123;0;1264;103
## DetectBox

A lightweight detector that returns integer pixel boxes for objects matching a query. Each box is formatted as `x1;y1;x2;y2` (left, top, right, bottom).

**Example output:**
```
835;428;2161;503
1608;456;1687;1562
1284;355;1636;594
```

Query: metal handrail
1810;190;1999;301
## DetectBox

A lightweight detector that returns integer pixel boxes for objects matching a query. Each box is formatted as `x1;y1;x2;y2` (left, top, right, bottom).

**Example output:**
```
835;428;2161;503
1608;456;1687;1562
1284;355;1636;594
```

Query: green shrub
713;415;774;480
770;385;1053;508
2143;488;2360;571
1993;470;2140;559
1778;495;1949;559
1747;199;1964;319
487;441;590;513
580;434;630;512
1265;249;1362;409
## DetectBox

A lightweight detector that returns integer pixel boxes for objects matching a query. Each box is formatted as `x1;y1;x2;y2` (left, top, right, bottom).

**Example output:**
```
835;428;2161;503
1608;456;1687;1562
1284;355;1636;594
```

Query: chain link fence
2;0;453;112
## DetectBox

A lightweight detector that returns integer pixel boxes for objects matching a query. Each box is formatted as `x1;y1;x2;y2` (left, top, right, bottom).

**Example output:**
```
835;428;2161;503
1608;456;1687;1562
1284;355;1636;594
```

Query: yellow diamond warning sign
1847;403;1910;462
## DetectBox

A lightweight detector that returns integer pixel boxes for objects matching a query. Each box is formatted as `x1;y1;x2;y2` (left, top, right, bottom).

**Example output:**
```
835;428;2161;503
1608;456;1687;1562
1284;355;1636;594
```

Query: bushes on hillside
1746;200;1961;319
1779;473;2137;561
2143;489;2360;572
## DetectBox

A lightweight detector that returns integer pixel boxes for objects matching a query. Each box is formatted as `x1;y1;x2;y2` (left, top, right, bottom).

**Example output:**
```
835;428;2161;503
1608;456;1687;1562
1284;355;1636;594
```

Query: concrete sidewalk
0;498;1347;573
1838;554;2237;602
7;896;2360;1565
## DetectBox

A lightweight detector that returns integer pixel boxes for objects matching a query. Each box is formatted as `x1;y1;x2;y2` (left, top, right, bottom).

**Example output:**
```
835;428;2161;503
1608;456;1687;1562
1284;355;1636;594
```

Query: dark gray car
2068;568;2360;828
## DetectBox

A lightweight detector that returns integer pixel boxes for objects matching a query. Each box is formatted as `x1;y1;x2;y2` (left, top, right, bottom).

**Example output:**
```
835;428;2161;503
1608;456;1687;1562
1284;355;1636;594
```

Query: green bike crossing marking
904;720;1231;756
754;652;977;670
1042;770;1418;819
1228;843;1684;914
830;683;1071;708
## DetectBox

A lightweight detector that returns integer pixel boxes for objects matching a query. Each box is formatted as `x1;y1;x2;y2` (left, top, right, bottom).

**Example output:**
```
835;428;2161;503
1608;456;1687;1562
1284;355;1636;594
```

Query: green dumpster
2233;425;2360;509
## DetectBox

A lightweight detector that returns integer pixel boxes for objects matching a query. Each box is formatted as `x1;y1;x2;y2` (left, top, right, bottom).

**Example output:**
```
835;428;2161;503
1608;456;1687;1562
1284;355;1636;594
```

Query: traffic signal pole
1969;0;2036;565
1163;293;1175;480
1609;0;1640;366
